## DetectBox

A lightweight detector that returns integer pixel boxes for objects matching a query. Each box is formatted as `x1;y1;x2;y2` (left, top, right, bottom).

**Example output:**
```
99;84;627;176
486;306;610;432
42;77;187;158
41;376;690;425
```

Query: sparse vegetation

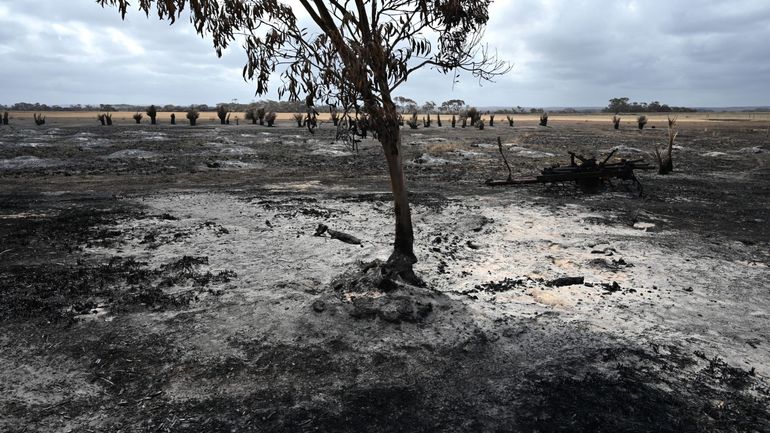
613;114;621;130
146;105;158;124
539;112;549;127
506;115;514;127
265;111;277;127
97;114;106;126
638;115;648;130
133;112;143;124
293;113;304;127
489;114;495;127
655;116;678;174
477;119;485;130
461;116;467;128
187;108;200;126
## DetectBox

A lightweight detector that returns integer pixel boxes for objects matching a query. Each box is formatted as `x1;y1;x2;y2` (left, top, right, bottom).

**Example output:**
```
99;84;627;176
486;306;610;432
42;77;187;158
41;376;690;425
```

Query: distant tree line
603;97;696;113
0;100;308;113
3;98;701;115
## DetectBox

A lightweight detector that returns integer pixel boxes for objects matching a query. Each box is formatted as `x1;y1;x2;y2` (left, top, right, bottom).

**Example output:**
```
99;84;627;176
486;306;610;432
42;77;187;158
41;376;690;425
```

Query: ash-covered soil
1;119;769;432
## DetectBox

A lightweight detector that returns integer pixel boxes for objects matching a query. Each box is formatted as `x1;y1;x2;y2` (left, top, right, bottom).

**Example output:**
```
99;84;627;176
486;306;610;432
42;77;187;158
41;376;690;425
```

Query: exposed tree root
317;260;441;323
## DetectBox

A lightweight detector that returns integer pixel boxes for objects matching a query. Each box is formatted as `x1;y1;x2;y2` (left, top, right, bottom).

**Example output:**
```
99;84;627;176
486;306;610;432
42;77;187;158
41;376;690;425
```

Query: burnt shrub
146;105;158;125
187;108;200;126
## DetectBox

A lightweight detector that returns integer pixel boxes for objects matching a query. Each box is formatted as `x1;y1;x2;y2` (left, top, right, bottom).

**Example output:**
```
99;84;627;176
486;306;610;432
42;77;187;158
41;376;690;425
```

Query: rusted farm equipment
486;138;653;195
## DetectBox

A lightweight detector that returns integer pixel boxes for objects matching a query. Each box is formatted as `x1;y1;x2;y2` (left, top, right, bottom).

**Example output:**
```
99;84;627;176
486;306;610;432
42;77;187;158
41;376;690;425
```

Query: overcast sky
1;0;769;108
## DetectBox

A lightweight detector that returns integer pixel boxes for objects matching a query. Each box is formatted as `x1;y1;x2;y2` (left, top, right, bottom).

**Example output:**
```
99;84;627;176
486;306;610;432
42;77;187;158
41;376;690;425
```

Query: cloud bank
0;0;768;107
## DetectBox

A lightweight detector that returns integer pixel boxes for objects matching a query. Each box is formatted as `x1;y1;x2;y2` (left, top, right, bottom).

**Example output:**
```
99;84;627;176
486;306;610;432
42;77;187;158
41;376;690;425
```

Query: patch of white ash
410;153;458;165
0;156;60;169
105;149;159;159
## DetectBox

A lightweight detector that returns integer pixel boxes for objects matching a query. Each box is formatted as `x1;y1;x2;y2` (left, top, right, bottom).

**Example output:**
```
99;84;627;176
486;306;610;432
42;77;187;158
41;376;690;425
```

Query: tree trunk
379;125;418;282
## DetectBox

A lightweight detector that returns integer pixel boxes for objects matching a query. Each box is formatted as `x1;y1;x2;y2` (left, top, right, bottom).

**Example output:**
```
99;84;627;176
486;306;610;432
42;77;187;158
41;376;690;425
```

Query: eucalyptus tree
98;0;508;282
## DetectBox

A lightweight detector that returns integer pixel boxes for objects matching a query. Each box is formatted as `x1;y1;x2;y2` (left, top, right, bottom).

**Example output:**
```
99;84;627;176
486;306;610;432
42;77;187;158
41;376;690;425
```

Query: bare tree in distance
98;0;510;284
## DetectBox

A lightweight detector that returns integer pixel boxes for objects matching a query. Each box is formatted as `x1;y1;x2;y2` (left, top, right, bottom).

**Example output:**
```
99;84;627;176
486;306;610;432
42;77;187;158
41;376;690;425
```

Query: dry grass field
7;110;770;127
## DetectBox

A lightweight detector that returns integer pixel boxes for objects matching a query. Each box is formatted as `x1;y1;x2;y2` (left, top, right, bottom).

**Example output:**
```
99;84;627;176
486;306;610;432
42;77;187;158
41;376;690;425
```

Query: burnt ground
1;118;769;432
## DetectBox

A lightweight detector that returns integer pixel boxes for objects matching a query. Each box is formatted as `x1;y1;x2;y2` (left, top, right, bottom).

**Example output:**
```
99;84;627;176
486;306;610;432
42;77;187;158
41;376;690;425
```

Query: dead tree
655;116;677;174
496;137;513;181
98;0;508;282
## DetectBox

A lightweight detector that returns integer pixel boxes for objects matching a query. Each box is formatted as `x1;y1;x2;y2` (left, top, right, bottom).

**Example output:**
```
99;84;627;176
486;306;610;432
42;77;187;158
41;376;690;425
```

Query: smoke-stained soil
1;118;769;432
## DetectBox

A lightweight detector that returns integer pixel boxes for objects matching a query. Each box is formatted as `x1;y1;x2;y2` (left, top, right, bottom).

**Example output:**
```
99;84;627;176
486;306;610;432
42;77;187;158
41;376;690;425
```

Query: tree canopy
99;0;507;122
604;97;696;113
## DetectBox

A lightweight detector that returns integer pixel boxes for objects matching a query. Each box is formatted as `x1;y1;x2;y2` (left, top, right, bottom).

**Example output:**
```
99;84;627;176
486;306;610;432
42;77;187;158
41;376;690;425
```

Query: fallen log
486;148;653;195
547;276;585;287
314;224;362;245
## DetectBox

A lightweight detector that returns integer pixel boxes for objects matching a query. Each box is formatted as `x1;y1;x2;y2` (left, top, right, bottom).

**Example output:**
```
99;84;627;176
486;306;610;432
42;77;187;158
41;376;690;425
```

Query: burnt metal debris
487;138;653;194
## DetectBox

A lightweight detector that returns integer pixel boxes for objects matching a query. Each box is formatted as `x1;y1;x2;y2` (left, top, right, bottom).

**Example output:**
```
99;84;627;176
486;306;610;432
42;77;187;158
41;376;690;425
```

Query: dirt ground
1;115;769;432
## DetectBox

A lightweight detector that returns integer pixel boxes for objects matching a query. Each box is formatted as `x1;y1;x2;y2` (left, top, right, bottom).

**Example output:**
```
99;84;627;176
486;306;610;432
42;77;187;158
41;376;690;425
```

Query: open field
1;116;769;432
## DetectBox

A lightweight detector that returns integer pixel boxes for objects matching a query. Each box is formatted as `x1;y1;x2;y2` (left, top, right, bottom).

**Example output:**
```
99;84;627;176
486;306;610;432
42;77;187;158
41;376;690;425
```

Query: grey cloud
0;0;768;107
